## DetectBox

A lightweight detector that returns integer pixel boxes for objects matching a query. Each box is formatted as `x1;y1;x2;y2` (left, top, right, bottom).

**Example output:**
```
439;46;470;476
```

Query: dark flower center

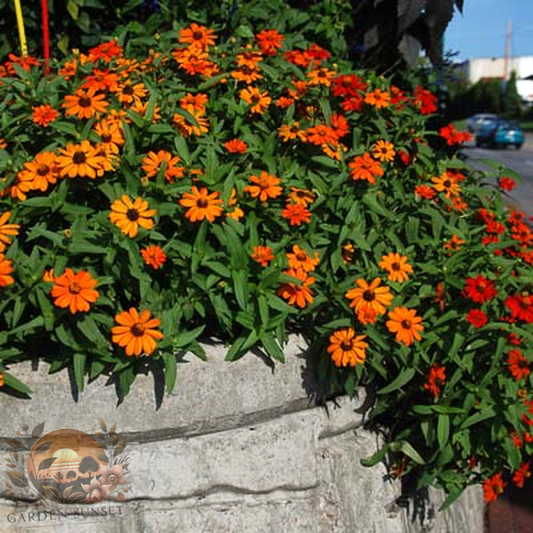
37;164;50;176
122;85;133;95
391;262;400;271
69;282;82;294
362;290;375;302
296;253;307;262
443;179;452;188
108;474;118;484
401;319;412;329
197;198;208;208
193;31;204;40
131;322;145;337
126;208;140;221
101;133;112;143
73;151;87;164
78;97;91;108
341;340;353;351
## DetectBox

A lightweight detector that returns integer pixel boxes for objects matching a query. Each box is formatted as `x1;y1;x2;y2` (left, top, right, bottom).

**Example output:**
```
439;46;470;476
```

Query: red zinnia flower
423;363;446;398
507;349;530;381
463;275;498;304
483;473;506;503
499;177;516;191
141;245;167;270
282;203;311;226
466;309;488;328
512;462;531;488
505;294;533;323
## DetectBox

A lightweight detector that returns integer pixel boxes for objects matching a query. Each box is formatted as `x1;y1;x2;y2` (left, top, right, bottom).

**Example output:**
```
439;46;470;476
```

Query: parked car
466;113;499;133
475;119;524;149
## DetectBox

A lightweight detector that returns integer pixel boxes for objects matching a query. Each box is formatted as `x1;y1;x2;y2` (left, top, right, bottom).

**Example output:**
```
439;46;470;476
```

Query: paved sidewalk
489;481;533;533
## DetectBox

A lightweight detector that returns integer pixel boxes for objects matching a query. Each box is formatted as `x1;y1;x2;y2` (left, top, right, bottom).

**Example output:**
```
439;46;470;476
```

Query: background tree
78;456;99;480
54;472;63;483
503;71;522;118
66;470;77;482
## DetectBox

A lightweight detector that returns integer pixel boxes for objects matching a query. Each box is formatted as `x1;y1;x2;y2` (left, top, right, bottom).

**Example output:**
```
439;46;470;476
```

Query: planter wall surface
0;337;484;532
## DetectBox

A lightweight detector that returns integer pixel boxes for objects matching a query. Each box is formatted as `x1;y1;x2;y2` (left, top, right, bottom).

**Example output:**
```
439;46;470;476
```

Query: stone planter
0;336;484;532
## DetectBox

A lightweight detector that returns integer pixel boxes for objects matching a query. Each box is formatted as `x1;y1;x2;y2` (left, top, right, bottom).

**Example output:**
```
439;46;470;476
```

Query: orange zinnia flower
345;277;393;317
277;268;315;308
0;211;20;252
62;88;109;119
141;245;167;269
328;327;368;367
364;88;391;108
372;140;395;162
278;122;306;142
114;81;148;105
483;473;506;503
56;141;107;179
244;171;282;202
0;371;3;387
423;363;446;398
111;308;164;357
224;139;248;154
180;93;208;115
179;186;224;223
282;203;311;226
378;252;413;283
178;23;217;51
307;67;336;86
256;29;284;56
432;171;461;198
50;268;99;314
287;187;316;207
251;245;274;267
386;307;424;346
17;151;59;192
0;254;14;287
239;86;271;114
93;120;124;155
32;105;59;127
286;245;319;274
109;195;157;238
142;150;185;183
444;234;465;252
348;153;384;184
172;111;209;137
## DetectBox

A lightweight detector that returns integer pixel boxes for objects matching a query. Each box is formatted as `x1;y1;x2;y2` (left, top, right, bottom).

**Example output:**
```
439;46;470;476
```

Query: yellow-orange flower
345;277;393;317
286;245;319;274
56;141;107;179
178;23;217;51
251;245;274;267
278;122;306;142
111;308;163;357
17;152;59;192
372;140;395;162
239;86;271;114
364;89;390;108
142;150;185;183
378;252;413;283
386;307;424;346
179;186;224;223
432;171;461;198
244;171;282;202
277;268;315;308
109;195;157;237
50;268;99;314
62;88;109;119
328;328;368;367
287;187;316;207
114;80;148;105
0;254;14;287
0;212;20;252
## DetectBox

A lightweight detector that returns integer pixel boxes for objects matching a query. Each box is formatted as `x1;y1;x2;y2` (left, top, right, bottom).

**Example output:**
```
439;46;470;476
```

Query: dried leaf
14;452;18;461
112;433;120;446
4;481;11;488
43;486;61;503
32;422;45;439
6;471;28;488
94;432;104;440
114;438;127;456
35;441;53;456
5;440;24;450
109;423;116;436
99;418;107;432
6;464;15;468
92;449;108;463
67;492;87;504
62;485;73;501
38;457;57;472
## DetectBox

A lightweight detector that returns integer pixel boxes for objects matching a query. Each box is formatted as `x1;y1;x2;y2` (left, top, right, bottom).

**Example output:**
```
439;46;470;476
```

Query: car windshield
498;121;519;130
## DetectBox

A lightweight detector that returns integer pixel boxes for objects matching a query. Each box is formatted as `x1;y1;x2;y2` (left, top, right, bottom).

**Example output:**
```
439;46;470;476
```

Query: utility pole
504;20;512;80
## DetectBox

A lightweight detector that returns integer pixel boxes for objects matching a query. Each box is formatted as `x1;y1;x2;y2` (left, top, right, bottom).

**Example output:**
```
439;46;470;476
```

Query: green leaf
360;444;389;467
162;352;177;394
73;353;86;392
232;269;249;310
3;372;32;395
377;368;416;395
261;332;285;363
459;407;496;430
437;414;449;450
397;441;425;465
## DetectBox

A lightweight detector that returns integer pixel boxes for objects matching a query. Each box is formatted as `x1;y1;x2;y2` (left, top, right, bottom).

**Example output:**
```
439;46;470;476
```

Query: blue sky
445;0;533;60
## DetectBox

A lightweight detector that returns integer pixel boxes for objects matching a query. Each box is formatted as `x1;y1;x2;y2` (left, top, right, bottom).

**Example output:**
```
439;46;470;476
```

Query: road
462;133;533;220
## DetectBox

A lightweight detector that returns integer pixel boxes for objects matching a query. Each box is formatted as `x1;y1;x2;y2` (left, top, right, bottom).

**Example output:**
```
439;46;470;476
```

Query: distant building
455;56;533;104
